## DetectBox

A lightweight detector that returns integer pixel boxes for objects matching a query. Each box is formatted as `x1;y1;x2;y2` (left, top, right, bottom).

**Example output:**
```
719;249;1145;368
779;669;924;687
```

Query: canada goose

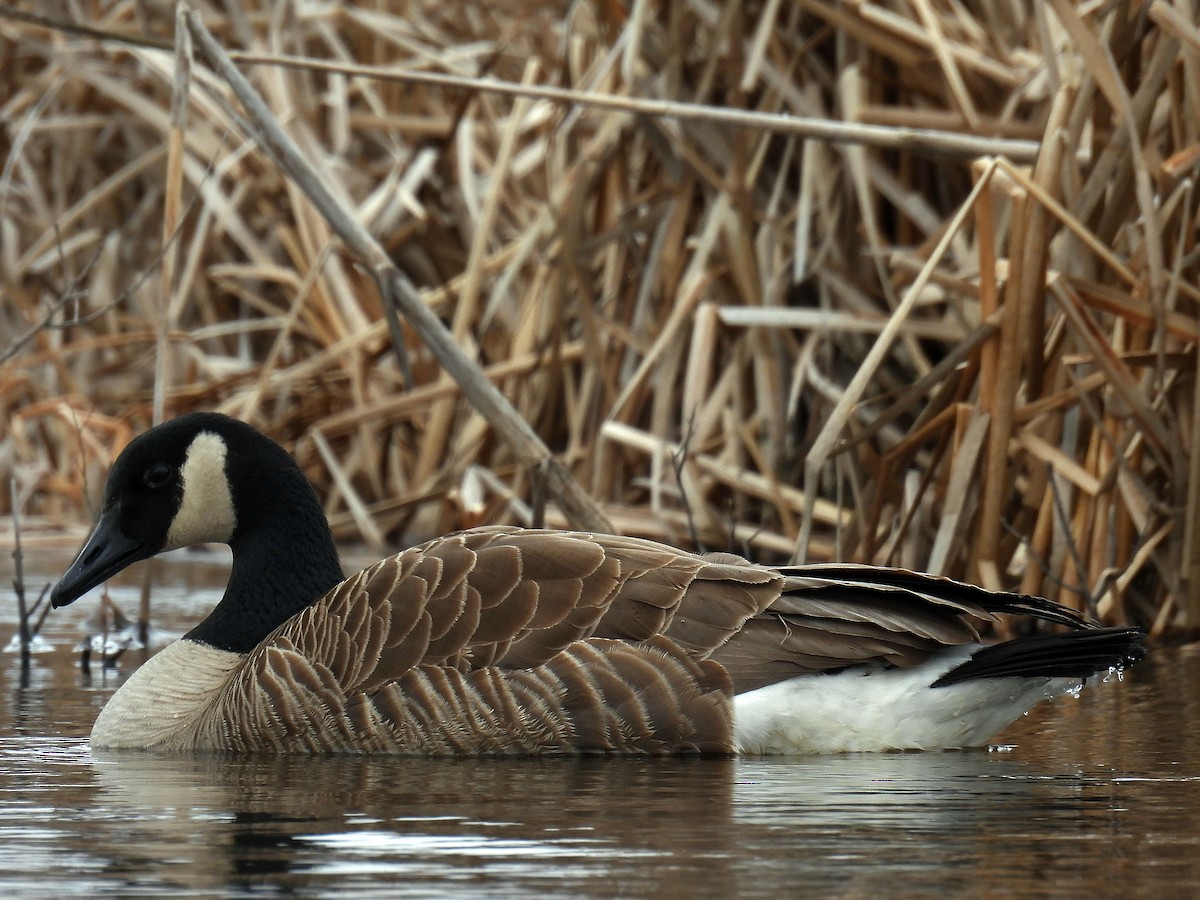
52;413;1143;754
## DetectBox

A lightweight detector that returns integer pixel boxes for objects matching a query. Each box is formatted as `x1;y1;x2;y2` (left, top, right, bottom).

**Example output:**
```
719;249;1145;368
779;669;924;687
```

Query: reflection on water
3;552;1200;896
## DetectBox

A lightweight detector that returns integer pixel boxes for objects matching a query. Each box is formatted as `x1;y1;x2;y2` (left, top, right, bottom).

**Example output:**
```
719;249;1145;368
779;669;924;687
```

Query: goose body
52;413;1144;755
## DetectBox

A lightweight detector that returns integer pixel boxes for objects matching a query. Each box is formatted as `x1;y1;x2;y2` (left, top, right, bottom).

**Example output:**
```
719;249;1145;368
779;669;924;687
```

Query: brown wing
204;529;1090;753
305;526;782;685
202;527;772;752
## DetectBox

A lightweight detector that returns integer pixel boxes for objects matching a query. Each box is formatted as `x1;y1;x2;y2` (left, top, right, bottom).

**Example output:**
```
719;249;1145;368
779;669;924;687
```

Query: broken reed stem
976;186;1027;585
183;7;613;535
154;6;193;428
230;52;1044;163
796;158;999;564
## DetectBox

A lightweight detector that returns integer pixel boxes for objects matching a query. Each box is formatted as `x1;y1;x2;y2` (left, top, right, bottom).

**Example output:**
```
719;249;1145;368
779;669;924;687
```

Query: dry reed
1;1;1197;639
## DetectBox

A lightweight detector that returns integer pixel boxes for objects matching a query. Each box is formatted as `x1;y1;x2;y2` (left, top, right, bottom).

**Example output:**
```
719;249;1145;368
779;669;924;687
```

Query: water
4;548;1199;896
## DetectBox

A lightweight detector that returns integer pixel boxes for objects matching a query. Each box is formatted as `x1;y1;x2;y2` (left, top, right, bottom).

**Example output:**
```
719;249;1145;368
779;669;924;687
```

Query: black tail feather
931;627;1146;687
781;563;1092;630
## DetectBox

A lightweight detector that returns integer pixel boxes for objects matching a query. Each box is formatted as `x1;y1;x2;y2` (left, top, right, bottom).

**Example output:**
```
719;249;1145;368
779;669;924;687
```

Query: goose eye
143;463;174;489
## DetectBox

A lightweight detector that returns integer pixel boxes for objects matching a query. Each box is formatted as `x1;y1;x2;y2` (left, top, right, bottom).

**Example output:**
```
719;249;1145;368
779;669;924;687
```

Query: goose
51;413;1144;754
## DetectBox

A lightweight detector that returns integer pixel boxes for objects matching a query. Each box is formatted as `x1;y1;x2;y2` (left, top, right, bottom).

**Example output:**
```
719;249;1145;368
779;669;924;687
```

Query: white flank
91;640;243;750
165;432;237;549
733;644;1080;754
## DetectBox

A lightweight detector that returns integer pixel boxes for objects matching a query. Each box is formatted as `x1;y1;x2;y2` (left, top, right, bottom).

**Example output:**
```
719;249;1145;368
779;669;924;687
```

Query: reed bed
1;1;1198;638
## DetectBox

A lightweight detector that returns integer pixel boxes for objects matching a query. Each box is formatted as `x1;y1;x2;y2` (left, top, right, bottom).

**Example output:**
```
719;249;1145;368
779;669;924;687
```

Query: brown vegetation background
1;2;1198;638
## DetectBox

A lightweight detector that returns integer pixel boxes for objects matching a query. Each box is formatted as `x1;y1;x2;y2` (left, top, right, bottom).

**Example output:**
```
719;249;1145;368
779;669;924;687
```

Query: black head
51;413;310;608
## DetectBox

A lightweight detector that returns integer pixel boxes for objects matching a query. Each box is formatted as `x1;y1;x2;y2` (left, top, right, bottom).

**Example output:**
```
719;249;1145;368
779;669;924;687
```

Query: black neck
184;456;343;654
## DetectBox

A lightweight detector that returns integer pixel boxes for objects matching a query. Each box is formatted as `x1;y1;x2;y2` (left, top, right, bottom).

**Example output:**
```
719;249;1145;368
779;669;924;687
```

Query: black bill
51;506;153;608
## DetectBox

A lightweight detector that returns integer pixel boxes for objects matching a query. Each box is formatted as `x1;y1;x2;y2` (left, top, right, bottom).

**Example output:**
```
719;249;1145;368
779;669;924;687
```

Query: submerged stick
10;476;31;679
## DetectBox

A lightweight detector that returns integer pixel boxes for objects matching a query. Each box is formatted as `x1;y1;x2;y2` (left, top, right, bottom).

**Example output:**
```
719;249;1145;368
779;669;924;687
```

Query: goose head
52;414;343;651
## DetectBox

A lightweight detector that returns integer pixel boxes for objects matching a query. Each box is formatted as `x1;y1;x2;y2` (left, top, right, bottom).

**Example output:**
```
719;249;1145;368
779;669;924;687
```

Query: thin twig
231;52;1044;163
671;412;703;553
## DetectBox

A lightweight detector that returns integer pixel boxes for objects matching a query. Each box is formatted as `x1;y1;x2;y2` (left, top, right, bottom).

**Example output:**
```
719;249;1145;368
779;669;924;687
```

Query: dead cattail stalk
1;0;1196;636
184;9;613;535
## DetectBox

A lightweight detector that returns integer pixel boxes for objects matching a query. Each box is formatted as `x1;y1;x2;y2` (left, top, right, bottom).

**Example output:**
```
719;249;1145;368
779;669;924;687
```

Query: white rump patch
165;431;237;549
733;646;1081;754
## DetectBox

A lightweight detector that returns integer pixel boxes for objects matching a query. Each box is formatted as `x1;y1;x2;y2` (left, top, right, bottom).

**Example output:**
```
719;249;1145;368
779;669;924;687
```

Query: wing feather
219;525;1105;753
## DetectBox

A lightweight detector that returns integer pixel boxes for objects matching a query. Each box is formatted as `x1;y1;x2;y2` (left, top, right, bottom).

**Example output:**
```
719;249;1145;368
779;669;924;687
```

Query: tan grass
1;1;1197;637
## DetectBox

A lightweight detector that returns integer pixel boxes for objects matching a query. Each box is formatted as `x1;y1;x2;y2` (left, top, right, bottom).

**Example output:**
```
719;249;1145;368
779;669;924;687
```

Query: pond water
3;547;1199;897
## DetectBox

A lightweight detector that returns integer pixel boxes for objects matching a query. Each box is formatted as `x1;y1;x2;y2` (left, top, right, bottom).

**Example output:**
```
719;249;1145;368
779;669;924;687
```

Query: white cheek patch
165;431;237;549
